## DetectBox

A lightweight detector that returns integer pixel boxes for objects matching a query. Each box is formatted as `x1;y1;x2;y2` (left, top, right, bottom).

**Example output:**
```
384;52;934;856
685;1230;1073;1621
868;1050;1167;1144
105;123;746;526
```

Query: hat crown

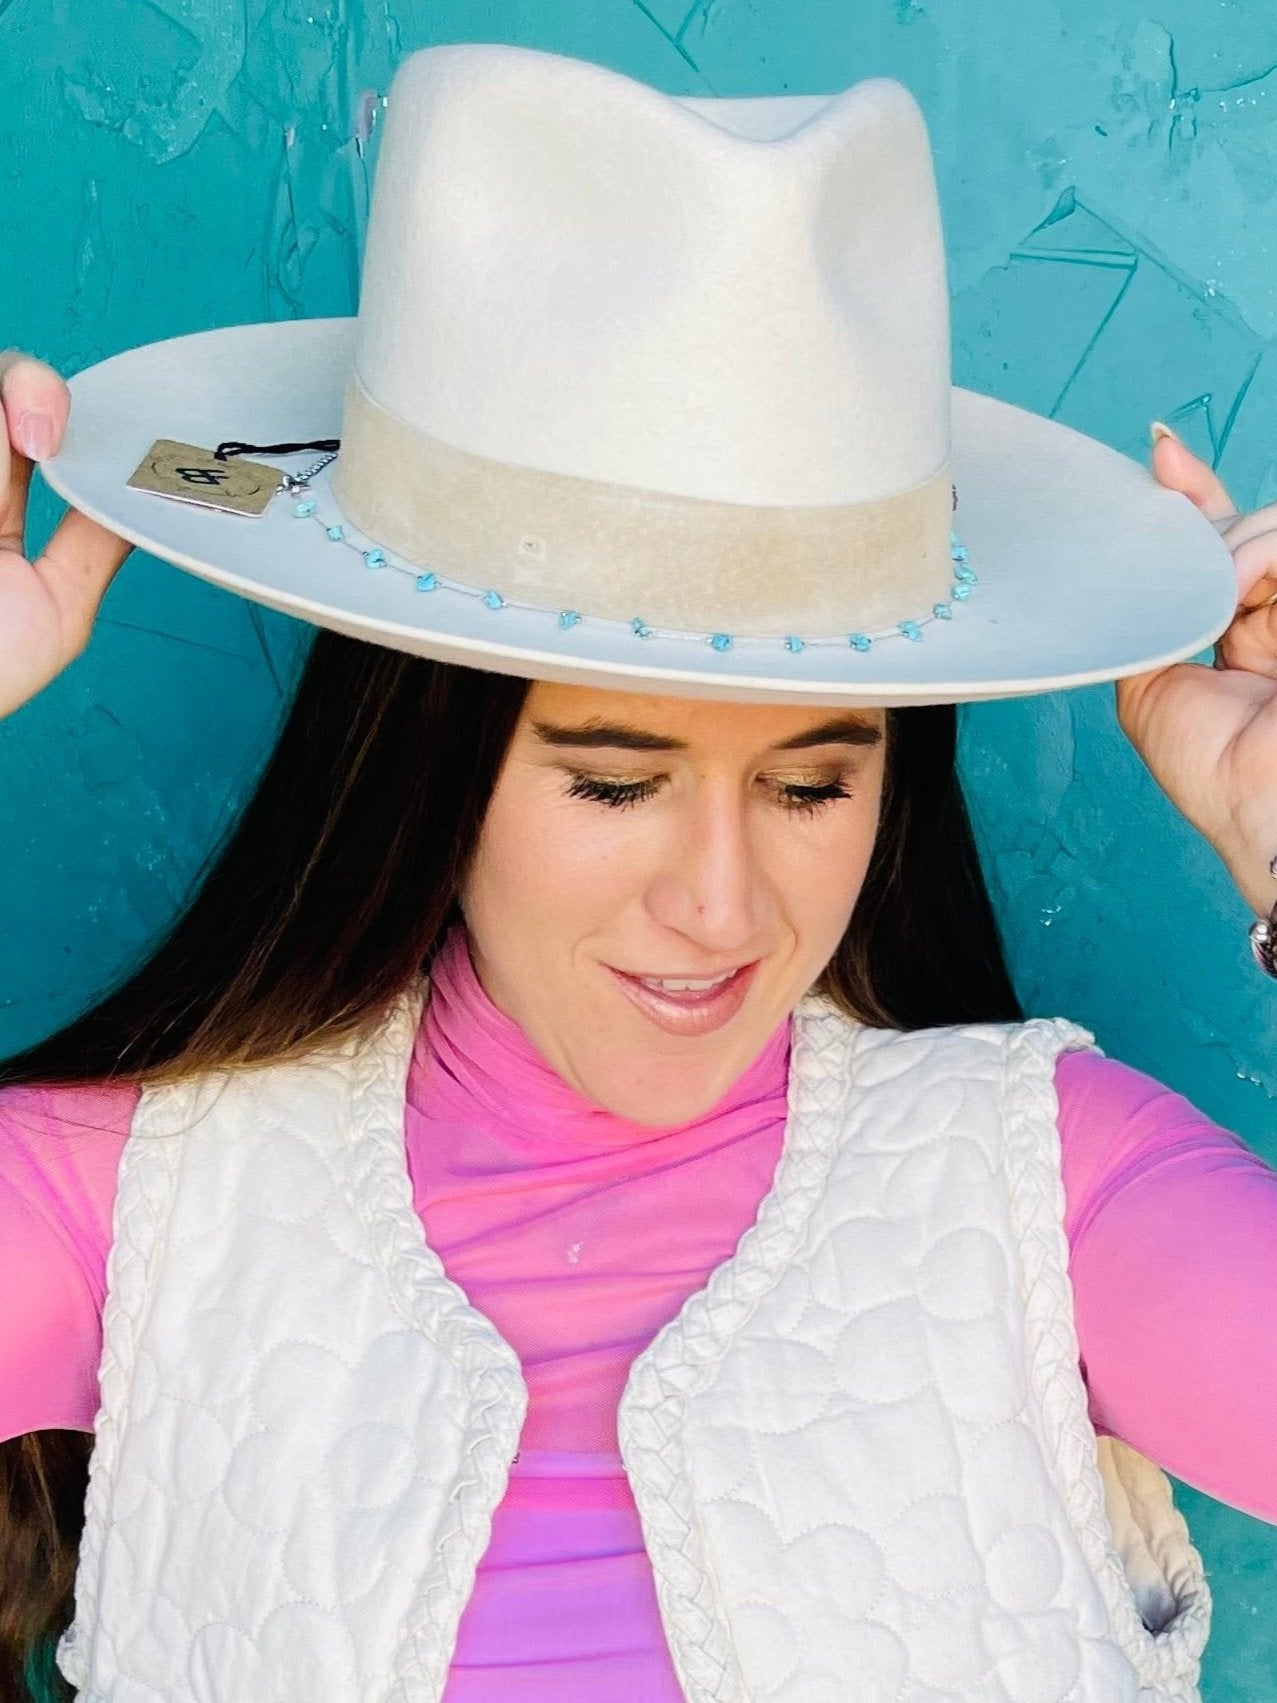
351;43;951;507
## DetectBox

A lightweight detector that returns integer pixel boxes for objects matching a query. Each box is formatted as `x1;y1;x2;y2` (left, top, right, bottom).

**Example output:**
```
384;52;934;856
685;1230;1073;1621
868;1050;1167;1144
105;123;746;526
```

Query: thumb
35;506;135;657
1149;423;1237;526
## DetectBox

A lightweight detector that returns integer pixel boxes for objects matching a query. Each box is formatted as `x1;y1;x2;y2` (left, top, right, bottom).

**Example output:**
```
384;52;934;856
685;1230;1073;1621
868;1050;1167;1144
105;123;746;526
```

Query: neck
418;925;792;1149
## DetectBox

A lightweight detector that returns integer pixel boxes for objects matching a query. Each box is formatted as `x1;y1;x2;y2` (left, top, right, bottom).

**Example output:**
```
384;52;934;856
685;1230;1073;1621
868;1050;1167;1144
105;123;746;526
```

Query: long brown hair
0;628;1020;1701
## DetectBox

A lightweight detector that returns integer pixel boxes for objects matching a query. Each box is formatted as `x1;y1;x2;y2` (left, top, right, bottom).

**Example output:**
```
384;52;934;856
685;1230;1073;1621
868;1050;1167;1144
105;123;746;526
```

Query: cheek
775;780;883;943
461;771;649;943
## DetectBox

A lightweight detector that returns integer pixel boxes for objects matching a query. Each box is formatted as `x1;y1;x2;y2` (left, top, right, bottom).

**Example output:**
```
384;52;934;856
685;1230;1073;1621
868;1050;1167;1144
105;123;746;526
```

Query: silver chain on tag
278;449;340;493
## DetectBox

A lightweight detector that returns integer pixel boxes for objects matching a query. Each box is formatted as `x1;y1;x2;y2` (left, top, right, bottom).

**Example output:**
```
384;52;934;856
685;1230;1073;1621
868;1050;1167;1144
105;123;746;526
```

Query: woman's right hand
0;350;134;719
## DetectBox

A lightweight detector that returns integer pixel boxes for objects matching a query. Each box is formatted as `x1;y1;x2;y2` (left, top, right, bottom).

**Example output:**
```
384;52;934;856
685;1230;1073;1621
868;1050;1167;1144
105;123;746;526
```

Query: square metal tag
126;439;283;517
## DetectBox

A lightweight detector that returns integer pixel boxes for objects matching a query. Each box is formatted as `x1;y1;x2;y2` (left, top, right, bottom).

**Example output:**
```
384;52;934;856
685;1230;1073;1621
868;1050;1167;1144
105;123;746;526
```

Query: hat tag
125;437;340;517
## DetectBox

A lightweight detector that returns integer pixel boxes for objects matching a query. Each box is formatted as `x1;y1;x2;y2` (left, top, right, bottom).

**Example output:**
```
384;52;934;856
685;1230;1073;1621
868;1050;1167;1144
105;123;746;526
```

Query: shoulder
0;1076;137;1241
1051;1045;1262;1241
797;998;1091;1075
0;1077;138;1441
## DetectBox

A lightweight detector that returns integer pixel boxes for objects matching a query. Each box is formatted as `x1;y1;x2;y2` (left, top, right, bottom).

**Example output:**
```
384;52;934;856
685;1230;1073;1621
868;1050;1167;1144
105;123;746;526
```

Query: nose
645;780;772;954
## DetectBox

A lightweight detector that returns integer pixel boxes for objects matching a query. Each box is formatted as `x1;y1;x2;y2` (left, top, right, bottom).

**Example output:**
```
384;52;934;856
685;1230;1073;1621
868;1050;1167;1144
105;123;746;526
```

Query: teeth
640;973;734;993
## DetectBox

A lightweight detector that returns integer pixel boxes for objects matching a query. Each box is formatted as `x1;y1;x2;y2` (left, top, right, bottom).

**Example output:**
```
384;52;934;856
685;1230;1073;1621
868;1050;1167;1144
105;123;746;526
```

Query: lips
607;960;758;1037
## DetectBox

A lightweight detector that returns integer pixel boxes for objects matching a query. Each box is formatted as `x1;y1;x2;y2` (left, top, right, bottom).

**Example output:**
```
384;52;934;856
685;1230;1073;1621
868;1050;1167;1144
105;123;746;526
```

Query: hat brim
40;318;1237;708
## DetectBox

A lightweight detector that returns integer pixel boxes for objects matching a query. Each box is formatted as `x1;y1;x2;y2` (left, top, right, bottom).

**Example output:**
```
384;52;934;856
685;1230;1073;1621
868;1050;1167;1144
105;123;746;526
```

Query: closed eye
778;780;853;816
562;772;854;814
565;773;662;809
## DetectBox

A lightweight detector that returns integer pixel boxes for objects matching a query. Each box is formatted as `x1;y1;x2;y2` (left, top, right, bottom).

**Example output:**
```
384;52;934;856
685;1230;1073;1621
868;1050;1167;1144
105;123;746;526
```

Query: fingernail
16;409;55;460
1150;420;1181;446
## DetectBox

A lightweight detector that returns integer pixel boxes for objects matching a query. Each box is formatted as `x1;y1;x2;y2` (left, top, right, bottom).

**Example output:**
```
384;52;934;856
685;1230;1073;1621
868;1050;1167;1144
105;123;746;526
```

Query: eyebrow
530;714;883;753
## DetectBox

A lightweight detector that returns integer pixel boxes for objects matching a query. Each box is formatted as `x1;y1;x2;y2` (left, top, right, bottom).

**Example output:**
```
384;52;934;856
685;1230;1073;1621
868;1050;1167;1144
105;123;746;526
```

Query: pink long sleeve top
3;928;1277;1700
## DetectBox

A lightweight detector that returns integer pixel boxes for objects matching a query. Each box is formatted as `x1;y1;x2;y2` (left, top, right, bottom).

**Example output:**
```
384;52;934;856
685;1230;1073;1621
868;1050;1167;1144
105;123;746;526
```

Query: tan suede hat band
332;373;956;640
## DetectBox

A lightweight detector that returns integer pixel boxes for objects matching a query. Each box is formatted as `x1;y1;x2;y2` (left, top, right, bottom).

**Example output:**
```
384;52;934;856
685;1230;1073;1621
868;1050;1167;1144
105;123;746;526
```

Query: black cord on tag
214;438;341;461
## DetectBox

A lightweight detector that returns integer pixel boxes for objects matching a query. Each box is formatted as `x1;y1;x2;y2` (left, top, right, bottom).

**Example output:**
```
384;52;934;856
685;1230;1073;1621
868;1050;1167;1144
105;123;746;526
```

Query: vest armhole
1001;1018;1211;1697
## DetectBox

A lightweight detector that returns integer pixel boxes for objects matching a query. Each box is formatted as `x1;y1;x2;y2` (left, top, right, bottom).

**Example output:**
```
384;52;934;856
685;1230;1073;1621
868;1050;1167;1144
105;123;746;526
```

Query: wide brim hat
40;44;1235;709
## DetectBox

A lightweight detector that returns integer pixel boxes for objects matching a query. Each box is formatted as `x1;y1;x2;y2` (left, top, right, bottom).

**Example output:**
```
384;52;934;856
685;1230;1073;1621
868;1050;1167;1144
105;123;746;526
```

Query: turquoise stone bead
415;573;438;592
631;618;652;638
784;635;804;653
952;544;970;563
558;609;582;629
326;523;344;541
954;563;978;584
483;590;505;610
849;633;872;652
363;548;386;568
293;499;317;519
933;602;953;619
899;620;924;642
709;633;733;652
952;583;973;600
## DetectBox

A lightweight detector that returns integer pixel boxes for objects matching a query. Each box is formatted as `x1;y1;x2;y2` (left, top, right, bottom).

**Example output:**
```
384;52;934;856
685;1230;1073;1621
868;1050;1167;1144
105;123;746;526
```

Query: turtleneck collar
416;925;791;1152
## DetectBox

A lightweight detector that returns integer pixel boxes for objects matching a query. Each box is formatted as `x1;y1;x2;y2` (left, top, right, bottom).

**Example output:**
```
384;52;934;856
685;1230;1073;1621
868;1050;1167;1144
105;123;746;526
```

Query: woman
3;42;1277;1703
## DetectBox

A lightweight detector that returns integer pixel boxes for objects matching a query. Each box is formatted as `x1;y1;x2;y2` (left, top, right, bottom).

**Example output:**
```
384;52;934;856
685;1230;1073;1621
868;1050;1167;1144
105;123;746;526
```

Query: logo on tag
126;439;282;516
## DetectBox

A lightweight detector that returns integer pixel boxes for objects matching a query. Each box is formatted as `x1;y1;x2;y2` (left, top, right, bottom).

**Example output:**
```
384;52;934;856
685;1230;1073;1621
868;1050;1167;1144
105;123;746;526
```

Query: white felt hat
41;41;1235;707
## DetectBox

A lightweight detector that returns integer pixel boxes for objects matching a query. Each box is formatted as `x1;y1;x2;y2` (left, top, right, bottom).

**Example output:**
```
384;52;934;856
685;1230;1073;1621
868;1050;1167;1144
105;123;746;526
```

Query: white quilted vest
58;987;1210;1703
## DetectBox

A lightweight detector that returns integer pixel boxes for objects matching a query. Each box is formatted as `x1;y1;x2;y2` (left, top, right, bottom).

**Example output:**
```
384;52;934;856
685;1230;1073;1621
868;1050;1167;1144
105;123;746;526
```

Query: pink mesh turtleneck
4;927;1277;1700
413;926;791;1457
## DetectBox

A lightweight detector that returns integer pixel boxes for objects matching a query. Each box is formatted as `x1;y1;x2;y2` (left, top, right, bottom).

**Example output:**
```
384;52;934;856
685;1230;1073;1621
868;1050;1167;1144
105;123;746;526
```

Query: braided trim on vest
331;980;528;1702
617;995;861;1703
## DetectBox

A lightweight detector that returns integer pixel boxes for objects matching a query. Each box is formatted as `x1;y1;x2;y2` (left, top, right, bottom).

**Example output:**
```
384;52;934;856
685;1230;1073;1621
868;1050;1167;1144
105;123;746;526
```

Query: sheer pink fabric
3;930;1277;1698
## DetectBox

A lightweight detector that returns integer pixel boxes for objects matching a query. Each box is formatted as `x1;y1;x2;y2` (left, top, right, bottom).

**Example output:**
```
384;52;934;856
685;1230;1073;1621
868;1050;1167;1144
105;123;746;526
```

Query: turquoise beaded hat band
295;489;976;655
219;435;979;659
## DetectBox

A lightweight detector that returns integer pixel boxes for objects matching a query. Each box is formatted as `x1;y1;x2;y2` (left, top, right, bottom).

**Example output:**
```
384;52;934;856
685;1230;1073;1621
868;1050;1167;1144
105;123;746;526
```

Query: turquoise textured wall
2;2;1276;1694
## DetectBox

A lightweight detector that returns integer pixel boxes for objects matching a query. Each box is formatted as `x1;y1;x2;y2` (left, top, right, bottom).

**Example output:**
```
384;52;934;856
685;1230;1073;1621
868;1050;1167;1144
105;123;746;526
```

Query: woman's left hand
1115;426;1277;917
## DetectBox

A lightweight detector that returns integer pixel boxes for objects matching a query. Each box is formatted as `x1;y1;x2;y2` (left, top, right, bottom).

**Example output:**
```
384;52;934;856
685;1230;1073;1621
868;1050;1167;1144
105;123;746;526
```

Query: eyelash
563;772;854;816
